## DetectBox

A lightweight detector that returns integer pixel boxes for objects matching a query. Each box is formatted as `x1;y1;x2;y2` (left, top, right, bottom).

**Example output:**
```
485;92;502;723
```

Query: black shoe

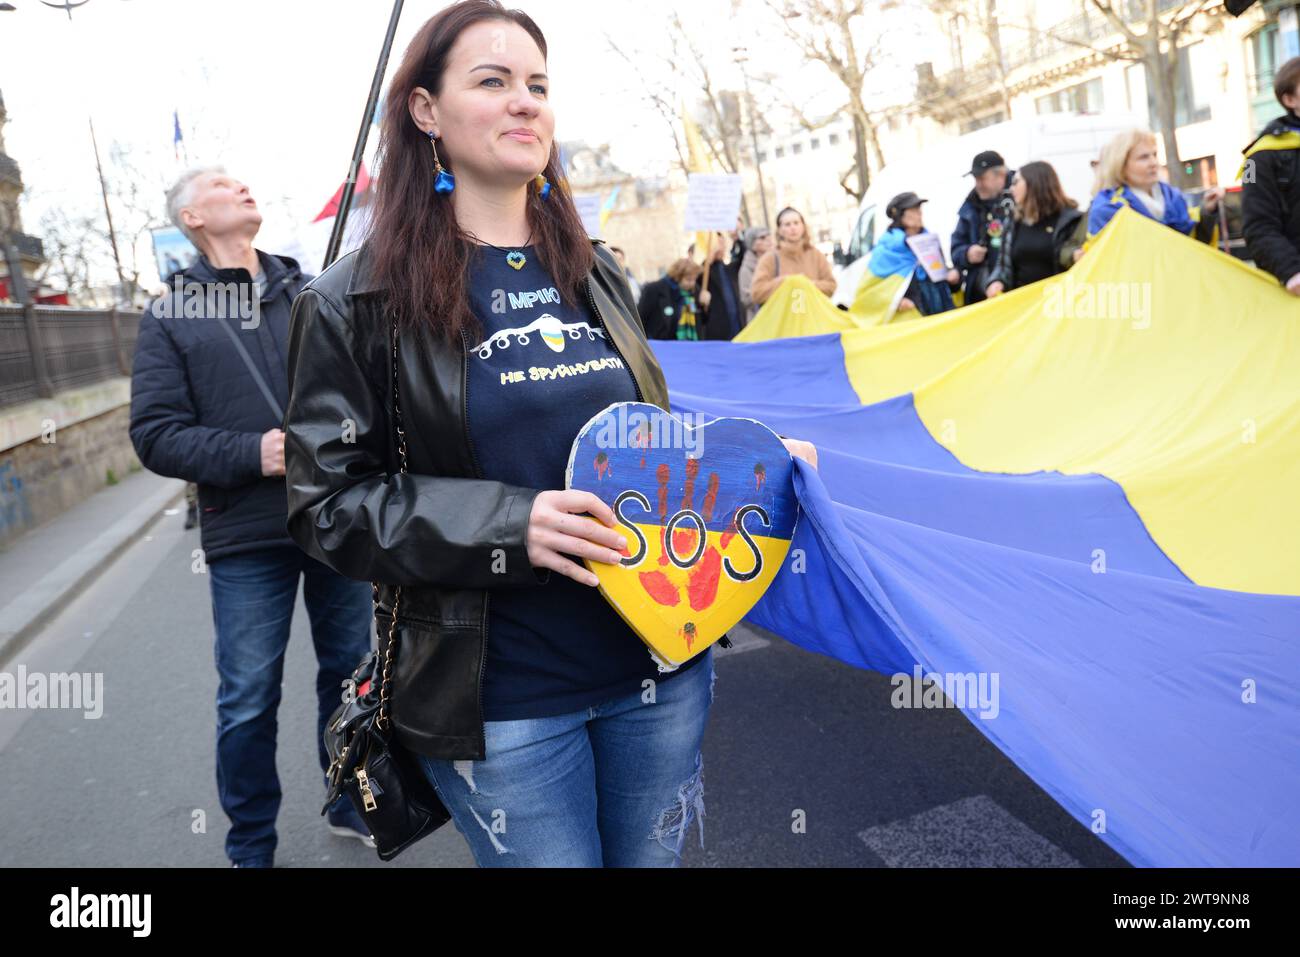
327;799;377;848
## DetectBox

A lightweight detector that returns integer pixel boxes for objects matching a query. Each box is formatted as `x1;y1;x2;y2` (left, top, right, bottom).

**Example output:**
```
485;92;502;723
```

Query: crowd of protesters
124;0;1300;869
625;55;1300;335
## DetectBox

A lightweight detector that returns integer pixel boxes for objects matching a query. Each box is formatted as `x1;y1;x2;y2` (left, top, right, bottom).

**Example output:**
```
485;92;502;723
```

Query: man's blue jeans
209;545;373;864
419;645;715;867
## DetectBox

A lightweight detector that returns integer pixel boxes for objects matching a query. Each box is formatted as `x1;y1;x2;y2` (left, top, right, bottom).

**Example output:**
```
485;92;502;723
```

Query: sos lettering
612;490;770;582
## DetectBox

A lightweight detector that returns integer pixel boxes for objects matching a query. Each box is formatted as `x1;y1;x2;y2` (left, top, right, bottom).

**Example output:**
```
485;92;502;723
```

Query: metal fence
0;304;140;408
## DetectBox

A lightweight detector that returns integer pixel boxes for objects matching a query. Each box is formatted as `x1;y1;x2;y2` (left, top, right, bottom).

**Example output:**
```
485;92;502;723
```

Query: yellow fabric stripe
893;208;1300;595
841;286;1030;404
734;274;879;342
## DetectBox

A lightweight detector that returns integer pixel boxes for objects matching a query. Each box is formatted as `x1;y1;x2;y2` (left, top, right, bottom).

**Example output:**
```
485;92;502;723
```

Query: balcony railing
934;0;1195;96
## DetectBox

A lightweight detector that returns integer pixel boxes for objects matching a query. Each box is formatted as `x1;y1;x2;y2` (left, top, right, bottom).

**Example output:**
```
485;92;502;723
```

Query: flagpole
323;0;404;269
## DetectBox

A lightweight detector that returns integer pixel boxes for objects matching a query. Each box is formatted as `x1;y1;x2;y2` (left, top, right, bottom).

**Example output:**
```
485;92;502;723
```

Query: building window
1125;62;1144;114
792;142;803;155
1248;23;1282;131
829;132;841;145
757;150;768;162
1249;22;1281;95
810;137;820;150
1035;77;1104;115
1179;42;1213;125
1132;44;1213;131
775;146;785;158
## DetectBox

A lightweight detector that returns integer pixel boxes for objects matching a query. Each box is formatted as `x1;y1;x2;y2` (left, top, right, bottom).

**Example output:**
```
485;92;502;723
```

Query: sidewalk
0;468;184;663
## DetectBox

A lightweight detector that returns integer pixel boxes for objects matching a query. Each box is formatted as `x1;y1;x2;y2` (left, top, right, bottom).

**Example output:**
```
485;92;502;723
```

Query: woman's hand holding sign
781;437;818;470
527;489;625;587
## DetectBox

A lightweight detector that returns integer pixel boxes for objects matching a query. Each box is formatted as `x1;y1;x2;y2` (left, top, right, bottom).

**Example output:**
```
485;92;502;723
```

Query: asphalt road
0;506;1126;868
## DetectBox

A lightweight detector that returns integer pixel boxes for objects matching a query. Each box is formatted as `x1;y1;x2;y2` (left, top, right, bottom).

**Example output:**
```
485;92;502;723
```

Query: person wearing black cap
867;191;959;316
951;150;1015;305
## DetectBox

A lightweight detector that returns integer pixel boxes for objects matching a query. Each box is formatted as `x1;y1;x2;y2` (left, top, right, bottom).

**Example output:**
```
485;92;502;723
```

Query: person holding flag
1087;129;1223;243
1241;56;1300;294
863;192;958;317
748;206;836;305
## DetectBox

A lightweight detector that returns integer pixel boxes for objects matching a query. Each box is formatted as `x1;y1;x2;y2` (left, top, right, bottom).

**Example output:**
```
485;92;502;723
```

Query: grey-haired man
129;166;375;867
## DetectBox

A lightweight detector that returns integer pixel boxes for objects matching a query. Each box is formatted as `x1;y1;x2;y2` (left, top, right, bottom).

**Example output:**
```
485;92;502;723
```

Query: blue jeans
420;645;716;867
209;545;373;864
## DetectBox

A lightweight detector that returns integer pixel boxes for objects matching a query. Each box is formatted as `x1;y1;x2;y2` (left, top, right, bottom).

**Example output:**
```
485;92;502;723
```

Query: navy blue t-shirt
464;244;705;720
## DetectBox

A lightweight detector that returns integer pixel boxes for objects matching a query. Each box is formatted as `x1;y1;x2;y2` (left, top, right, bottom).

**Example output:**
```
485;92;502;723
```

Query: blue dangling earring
534;172;552;200
428;130;455;195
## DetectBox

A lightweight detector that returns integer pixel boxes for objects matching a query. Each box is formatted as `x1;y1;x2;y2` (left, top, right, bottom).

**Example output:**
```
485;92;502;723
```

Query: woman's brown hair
1015;160;1077;224
665;258;701;284
364;0;594;344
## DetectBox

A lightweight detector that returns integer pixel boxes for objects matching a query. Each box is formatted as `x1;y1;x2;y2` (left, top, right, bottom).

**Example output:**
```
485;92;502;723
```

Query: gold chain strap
376;315;408;732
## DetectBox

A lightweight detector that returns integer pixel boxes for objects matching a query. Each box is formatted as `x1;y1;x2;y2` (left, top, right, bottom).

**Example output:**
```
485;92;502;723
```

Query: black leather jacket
284;240;671;760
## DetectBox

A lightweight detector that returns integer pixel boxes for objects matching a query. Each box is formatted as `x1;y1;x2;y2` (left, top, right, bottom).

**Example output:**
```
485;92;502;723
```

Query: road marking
858;794;1082;867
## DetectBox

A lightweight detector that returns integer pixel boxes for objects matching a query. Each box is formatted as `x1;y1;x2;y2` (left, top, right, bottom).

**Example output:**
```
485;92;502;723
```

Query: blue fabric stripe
651;335;1300;866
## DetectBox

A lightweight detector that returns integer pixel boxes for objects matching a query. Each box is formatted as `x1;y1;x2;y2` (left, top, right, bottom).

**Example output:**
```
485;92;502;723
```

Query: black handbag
321;317;452;860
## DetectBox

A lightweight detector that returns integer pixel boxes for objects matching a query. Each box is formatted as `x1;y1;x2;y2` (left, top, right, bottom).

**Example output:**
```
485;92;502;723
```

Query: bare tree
106;142;168;295
35;206;111;303
1089;0;1217;187
928;0;1014;118
761;0;902;201
992;0;1217;187
606;9;756;222
603;33;692;174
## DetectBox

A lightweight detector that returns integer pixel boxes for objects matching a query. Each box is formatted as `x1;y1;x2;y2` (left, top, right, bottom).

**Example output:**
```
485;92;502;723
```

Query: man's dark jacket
637;275;686;339
130;250;307;561
1241;112;1300;285
703;262;742;340
283;240;702;761
951;170;1015;304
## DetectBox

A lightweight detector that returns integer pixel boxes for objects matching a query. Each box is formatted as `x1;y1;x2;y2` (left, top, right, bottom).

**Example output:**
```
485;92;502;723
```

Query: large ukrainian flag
654;207;1300;866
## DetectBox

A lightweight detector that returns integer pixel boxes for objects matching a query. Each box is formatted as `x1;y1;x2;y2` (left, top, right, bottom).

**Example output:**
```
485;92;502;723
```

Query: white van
831;113;1144;306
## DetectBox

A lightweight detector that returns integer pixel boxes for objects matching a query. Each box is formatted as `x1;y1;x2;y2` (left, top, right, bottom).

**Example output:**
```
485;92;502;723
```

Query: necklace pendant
506;251;526;270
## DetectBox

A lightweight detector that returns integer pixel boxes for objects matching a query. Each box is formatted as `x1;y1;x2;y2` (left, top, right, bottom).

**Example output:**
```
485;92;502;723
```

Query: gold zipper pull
356;768;377;812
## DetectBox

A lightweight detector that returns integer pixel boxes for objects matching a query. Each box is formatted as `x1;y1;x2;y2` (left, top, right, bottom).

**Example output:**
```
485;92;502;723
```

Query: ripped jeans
417;645;715;867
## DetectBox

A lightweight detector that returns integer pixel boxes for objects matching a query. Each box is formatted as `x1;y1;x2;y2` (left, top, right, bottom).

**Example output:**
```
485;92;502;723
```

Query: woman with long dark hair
985;161;1086;297
283;0;815;867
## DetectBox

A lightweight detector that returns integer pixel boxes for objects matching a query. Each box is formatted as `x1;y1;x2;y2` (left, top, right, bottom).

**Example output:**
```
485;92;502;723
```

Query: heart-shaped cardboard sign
566;402;799;669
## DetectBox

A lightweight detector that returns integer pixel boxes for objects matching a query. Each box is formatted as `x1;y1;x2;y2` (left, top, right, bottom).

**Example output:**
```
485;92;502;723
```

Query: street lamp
733;46;771;229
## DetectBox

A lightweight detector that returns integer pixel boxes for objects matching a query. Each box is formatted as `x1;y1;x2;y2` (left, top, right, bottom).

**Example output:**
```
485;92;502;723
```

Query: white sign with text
683;174;744;232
